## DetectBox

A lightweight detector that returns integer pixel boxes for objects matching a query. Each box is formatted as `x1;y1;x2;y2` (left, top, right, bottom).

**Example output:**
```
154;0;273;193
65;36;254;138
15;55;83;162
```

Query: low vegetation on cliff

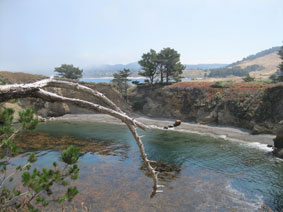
129;80;283;135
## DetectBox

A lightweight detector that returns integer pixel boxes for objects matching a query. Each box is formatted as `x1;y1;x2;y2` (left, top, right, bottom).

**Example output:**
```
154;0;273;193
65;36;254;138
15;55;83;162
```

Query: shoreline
54;114;275;146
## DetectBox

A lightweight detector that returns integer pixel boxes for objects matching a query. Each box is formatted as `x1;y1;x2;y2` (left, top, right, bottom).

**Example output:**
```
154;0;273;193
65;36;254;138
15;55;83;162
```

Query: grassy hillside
238;52;280;78
0;71;47;84
207;47;281;80
182;69;208;79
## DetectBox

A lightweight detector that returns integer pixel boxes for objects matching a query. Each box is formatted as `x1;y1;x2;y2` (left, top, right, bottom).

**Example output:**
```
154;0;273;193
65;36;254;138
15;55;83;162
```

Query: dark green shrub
211;81;232;88
243;74;255;82
132;80;140;85
132;101;146;111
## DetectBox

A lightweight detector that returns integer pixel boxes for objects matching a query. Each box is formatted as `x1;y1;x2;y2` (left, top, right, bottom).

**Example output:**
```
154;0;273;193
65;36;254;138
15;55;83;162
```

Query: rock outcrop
129;83;283;135
273;126;283;159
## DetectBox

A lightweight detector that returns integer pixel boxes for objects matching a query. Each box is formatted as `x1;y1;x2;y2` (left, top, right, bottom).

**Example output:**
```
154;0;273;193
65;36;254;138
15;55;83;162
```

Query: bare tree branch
0;79;162;196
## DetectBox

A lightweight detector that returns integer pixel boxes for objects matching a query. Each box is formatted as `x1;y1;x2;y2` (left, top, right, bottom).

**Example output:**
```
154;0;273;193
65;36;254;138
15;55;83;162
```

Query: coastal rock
173;120;182;127
129;84;283;135
197;111;217;124
273;135;283;149
272;127;283;159
273;148;283;159
217;109;238;126
252;124;270;135
141;160;181;182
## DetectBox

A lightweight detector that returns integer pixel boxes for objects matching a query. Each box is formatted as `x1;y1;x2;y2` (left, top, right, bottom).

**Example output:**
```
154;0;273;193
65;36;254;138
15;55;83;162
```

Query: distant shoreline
81;77;146;80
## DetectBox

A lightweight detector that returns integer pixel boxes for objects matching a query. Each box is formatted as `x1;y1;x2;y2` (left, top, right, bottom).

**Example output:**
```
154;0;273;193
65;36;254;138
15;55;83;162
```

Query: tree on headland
158;48;185;83
138;49;159;85
112;69;131;102
278;45;283;82
54;64;83;79
138;48;185;84
270;45;283;82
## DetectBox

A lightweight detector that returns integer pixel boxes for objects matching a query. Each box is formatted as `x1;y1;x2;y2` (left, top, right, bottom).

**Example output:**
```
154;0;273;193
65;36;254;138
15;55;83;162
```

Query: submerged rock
13;131;130;158
141;161;182;182
273;148;283;159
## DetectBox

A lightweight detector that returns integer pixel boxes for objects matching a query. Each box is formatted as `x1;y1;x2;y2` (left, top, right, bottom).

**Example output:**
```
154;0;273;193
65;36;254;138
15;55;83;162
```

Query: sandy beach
55;114;275;146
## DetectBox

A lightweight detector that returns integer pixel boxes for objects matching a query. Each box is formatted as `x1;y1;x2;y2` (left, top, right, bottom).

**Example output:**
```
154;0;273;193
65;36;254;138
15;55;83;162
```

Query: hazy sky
0;0;283;74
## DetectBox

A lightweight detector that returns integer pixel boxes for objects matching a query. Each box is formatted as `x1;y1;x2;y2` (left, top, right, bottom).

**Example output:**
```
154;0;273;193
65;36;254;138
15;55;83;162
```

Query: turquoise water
14;121;283;211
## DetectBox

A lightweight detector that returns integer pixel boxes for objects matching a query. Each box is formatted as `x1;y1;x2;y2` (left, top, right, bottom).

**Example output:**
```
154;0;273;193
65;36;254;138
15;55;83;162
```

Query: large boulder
173;120;182;127
274;135;283;149
273;126;283;159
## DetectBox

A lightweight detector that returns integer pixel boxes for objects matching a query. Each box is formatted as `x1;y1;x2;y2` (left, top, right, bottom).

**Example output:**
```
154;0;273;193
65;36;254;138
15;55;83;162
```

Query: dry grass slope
238;52;281;79
0;71;47;84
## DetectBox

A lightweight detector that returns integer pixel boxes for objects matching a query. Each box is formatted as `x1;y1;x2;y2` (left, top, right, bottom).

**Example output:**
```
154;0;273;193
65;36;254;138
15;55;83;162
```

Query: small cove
9;120;283;211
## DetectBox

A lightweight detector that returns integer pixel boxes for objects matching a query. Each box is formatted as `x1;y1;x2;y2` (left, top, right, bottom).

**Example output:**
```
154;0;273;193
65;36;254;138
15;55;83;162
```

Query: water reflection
9;121;283;212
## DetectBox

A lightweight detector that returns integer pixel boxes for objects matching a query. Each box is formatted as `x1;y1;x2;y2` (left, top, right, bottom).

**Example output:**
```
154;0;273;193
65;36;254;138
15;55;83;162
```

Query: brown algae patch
13;131;130;158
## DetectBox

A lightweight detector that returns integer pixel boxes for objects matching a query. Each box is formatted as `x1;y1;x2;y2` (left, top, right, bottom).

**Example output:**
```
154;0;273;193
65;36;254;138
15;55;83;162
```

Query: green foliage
138;48;185;84
112;69;131;101
61;145;80;164
138;49;159;85
0;108;80;211
277;45;283;82
278;45;283;60
158;47;185;83
243;74;255;82
54;64;83;79
0;77;7;85
0;108;14;137
18;108;39;130
0;108;14;125
132;80;140;85
132;100;147;111
211;81;232;88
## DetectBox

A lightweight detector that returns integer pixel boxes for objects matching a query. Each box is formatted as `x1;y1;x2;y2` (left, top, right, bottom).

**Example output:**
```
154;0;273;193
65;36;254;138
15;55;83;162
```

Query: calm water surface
12;121;283;211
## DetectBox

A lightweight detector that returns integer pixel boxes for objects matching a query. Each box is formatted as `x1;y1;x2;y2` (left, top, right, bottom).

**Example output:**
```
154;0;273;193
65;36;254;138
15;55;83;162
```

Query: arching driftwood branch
0;79;163;196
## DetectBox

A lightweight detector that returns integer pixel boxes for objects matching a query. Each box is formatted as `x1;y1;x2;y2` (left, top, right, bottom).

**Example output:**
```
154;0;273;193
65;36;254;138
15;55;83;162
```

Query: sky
0;0;283;75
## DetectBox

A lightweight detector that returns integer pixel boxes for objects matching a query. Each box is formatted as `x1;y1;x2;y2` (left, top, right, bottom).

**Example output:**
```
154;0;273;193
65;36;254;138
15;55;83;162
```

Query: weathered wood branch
0;79;147;130
0;79;161;196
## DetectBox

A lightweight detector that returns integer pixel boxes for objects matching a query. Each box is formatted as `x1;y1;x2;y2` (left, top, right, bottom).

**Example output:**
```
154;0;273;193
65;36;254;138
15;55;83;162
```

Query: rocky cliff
129;82;283;135
19;82;130;118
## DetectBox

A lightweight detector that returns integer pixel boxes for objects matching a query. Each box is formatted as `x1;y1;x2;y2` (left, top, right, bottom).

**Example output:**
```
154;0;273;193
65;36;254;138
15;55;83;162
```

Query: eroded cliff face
21;82;130;117
129;82;283;134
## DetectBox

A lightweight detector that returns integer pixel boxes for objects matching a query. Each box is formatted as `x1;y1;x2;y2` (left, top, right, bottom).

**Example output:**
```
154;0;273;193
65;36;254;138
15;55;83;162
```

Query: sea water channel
9;120;283;211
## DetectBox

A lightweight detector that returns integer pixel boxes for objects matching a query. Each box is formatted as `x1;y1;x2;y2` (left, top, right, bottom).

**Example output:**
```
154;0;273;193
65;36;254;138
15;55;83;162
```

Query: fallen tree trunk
0;79;162;196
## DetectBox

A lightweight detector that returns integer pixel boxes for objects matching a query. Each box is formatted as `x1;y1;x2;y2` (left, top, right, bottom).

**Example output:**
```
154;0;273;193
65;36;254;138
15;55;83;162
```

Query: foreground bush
0;108;80;211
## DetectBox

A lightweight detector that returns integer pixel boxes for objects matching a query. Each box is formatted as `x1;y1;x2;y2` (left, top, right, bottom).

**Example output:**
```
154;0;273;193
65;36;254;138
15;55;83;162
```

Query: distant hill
82;46;281;79
185;64;228;70
229;46;280;67
208;46;281;79
84;62;228;77
84;62;141;77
